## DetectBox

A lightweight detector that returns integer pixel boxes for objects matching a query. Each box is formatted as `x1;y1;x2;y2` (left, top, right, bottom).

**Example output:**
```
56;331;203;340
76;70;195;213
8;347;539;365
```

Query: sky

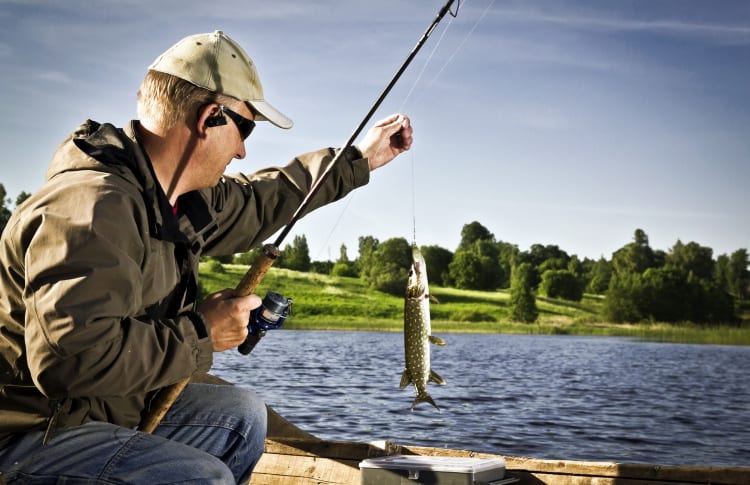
1;0;748;262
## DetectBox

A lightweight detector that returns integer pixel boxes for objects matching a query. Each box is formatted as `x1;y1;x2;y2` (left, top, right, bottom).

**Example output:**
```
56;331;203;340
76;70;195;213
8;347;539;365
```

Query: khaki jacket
0;120;369;446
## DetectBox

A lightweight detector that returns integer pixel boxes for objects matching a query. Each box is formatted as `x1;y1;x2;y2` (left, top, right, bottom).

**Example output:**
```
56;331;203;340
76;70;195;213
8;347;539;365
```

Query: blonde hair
136;70;234;130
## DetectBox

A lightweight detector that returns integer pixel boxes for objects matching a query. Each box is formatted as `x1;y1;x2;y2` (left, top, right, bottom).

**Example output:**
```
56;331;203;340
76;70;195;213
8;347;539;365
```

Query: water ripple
214;331;750;467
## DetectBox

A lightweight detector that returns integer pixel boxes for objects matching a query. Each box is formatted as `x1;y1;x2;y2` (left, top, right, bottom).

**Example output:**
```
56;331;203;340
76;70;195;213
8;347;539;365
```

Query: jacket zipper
42;399;63;445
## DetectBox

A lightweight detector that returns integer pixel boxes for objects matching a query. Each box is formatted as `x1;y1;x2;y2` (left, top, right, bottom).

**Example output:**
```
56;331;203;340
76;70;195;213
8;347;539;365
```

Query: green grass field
199;263;750;345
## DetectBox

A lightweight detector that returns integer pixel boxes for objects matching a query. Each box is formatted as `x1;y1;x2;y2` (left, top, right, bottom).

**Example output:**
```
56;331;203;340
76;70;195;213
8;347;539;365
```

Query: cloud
34;70;72;84
493;4;750;46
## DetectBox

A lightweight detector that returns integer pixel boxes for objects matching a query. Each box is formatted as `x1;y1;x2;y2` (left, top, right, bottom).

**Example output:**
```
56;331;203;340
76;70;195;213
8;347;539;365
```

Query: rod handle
235;244;280;296
138;378;189;433
237;244;280;354
139;244;280;432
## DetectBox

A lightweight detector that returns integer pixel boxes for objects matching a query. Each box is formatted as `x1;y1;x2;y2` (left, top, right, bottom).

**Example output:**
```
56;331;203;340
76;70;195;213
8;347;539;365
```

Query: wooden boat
194;375;749;485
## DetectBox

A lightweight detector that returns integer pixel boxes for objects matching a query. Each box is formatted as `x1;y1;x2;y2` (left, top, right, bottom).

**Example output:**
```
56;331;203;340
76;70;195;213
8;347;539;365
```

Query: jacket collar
125;121;219;251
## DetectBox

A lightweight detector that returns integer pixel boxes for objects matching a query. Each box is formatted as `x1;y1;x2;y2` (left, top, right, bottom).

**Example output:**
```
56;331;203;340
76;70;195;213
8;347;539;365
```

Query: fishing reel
238;291;292;355
249;291;293;335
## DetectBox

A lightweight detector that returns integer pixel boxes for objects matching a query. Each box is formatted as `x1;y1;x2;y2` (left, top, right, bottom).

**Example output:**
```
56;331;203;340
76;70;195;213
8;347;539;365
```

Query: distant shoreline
283;319;750;346
200;264;750;346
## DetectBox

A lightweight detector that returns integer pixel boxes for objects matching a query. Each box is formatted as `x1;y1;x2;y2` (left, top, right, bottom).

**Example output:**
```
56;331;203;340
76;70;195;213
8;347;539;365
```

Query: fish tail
412;392;441;412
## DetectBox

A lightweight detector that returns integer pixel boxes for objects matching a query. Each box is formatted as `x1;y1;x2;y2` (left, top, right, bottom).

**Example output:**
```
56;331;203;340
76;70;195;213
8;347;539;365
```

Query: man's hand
198;289;262;352
358;113;414;171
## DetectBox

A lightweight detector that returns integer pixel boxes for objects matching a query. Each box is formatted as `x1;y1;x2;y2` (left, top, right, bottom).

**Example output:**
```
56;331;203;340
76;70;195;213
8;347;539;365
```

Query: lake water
212;331;750;467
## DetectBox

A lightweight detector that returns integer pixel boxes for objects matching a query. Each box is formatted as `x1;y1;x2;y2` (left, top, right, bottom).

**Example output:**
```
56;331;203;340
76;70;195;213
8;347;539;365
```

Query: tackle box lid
359;455;506;474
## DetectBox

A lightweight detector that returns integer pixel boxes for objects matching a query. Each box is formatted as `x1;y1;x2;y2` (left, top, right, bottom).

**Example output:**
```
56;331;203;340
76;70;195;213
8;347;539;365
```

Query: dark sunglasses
204;104;256;140
221;105;256;140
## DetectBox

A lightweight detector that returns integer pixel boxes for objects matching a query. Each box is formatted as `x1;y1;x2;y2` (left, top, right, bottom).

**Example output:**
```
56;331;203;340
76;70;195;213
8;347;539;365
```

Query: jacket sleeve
21;174;212;399
201;145;370;256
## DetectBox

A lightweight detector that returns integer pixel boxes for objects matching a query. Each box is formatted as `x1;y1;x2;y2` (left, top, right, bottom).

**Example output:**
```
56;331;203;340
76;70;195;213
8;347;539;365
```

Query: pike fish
400;244;446;411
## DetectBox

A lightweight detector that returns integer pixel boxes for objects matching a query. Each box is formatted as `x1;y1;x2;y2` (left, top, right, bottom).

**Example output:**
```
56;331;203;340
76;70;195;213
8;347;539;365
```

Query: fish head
407;244;429;296
411;244;425;276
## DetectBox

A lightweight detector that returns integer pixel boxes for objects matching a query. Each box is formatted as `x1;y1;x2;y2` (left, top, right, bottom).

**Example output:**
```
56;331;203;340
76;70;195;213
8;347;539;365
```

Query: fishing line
398;7;458;113
400;0;493;249
411;148;418;245
401;0;495;114
314;0;470;260
315;194;355;261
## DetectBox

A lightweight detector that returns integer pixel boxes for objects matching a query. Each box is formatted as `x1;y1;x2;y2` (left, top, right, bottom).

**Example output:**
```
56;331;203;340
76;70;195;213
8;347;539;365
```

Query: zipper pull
43;400;63;446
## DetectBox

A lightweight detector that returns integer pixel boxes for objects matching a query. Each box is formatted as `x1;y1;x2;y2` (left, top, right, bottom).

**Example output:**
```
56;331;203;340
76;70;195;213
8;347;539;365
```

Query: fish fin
399;370;412;389
412;392;441;412
428;369;446;385
429;335;446;346
429;294;440;304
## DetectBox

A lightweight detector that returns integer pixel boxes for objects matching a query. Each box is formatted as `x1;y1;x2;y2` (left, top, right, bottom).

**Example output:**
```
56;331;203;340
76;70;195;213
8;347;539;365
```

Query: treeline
3;183;747;326
233;222;748;326
0;184;31;232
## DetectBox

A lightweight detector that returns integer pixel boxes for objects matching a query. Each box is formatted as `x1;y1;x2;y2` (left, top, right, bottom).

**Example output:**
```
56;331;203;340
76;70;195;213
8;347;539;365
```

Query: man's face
194;101;255;189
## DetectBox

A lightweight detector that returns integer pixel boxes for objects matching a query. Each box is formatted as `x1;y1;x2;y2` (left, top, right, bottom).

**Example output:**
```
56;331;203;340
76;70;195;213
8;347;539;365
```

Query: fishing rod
235;0;460;355
138;0;460;434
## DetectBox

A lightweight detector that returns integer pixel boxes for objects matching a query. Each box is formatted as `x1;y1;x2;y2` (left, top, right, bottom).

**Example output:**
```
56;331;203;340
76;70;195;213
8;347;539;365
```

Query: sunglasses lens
222;106;255;140
239;120;255;139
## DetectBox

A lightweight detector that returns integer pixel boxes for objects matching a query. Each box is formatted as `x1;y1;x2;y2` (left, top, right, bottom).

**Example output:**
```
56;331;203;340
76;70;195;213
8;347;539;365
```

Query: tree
605;263;737;324
420;245;453;286
330;262;357;277
447;248;485;290
233;246;263;266
586;257;612;294
16;191;31;206
364;237;411;295
667;240;714;281
310;260;334;274
356;235;379;282
509;263;538;323
603;272;645;323
612;228;658;275
458;221;494;249
524;244;570;269
448;239;502;291
727;249;749;300
496;241;519;289
337;244;350;264
330;243;357;277
281;234;311;271
639;267;688;322
715;254;730;293
540;269;583;301
0;184;11;234
516;244;570;290
0;185;31;235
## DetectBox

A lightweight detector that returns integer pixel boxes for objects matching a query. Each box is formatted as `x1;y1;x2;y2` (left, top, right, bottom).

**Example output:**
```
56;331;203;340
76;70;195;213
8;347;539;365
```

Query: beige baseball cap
149;30;293;129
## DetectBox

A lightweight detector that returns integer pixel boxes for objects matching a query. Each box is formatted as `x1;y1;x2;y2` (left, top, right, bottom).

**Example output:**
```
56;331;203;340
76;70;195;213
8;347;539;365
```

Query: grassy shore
199;263;750;346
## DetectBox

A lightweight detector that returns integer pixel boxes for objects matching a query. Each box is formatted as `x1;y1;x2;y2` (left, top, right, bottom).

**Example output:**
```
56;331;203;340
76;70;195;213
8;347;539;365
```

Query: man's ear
197;103;225;137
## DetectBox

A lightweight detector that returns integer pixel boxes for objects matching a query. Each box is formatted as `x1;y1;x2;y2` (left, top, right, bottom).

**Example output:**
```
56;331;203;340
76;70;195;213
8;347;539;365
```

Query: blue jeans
0;383;267;484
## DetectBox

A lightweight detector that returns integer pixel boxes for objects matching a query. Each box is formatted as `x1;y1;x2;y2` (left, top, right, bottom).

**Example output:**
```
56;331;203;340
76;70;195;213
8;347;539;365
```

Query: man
0;30;412;483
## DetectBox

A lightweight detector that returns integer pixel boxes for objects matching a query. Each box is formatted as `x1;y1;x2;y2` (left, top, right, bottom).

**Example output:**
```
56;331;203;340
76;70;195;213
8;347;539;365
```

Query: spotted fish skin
400;244;446;411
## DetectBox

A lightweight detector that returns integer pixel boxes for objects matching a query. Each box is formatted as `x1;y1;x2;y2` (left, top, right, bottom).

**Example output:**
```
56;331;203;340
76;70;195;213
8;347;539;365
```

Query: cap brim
249;100;293;129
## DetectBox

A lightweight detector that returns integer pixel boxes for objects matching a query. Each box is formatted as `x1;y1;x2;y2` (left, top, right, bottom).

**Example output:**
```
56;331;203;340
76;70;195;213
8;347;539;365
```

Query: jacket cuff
344;145;370;187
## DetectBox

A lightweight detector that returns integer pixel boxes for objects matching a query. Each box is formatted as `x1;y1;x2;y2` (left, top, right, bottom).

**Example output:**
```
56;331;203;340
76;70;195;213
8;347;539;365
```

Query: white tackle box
359;455;517;485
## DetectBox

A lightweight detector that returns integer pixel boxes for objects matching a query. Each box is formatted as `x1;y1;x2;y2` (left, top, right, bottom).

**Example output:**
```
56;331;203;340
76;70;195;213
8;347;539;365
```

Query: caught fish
400;244;446;411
